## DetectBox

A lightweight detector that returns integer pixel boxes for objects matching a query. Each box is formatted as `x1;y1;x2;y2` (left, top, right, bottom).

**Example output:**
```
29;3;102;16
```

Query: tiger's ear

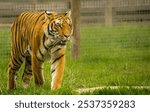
45;11;54;15
45;11;51;20
65;10;71;18
44;11;56;20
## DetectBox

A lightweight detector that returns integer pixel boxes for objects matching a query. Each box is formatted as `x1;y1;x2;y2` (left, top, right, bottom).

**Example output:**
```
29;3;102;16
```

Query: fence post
71;0;81;59
105;0;112;26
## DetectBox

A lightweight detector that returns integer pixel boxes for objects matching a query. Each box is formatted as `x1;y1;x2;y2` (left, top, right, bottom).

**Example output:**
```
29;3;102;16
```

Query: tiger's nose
64;34;70;38
63;34;71;40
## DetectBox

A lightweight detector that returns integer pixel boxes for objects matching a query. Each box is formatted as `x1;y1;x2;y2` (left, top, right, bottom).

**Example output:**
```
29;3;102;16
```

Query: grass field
0;23;150;95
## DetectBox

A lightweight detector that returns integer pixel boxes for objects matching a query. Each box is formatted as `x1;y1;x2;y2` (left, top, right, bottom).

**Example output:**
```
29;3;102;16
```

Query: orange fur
51;47;66;90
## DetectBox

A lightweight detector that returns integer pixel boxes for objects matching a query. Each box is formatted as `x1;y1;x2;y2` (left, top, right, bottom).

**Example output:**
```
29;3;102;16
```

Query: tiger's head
44;10;73;44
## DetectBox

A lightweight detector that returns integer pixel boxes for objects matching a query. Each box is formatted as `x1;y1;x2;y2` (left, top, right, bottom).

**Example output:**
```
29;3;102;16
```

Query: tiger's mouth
50;35;69;47
54;33;71;42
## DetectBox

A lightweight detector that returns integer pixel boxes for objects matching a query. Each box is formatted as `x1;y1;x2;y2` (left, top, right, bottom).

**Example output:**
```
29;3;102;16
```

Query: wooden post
105;0;112;26
71;0;80;59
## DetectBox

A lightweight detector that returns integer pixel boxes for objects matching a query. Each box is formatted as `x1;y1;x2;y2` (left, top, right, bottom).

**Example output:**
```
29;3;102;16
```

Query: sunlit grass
0;23;150;94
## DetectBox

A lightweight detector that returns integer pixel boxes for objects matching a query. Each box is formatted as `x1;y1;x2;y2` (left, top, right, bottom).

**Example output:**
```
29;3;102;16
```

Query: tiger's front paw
23;82;29;89
51;81;61;90
22;76;31;89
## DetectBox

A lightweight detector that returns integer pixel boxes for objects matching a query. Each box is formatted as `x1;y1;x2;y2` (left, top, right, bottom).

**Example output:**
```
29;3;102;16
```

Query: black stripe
43;33;54;49
18;57;23;64
58;43;66;46
11;58;18;67
12;16;23;58
31;12;44;37
47;44;54;48
26;60;31;65
18;37;24;58
43;34;49;50
28;69;32;73
21;12;34;25
34;12;44;24
13;22;19;55
16;17;23;57
47;24;50;35
24;69;32;75
11;67;17;71
47;24;54;36
19;36;26;58
26;56;32;65
39;48;44;58
11;61;18;70
14;57;21;65
52;54;64;64
21;53;25;58
18;12;28;32
20;13;35;58
51;69;55;74
52;48;61;54
11;60;20;70
11;65;20;71
35;54;44;62
22;69;32;79
20;12;30;26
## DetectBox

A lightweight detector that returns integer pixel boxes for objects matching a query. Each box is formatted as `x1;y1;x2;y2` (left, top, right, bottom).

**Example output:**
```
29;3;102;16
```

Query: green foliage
0;23;150;94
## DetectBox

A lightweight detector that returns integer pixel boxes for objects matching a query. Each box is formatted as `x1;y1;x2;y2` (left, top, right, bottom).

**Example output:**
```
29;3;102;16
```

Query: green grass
0;23;150;94
0;30;11;56
80;87;150;95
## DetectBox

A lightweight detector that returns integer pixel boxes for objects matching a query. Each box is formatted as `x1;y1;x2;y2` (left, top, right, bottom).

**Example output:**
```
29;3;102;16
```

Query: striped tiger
8;10;73;90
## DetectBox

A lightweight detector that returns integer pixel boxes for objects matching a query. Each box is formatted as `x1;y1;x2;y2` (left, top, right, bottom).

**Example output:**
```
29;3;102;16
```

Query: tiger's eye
55;19;61;27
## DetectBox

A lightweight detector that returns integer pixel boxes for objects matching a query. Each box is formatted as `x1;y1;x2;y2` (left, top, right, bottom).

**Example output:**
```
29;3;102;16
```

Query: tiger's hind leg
8;55;24;90
22;55;32;89
32;53;45;86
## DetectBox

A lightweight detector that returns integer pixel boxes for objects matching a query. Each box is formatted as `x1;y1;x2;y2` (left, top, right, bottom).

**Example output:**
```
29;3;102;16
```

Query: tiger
7;10;73;90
